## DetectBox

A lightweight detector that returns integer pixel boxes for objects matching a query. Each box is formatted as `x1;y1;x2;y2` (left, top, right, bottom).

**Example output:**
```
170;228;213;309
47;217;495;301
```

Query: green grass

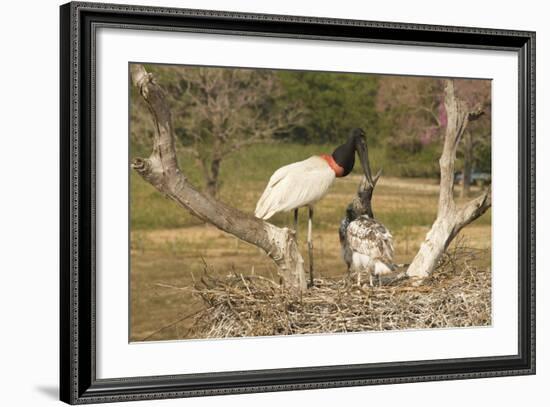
132;142;345;230
130;141;455;230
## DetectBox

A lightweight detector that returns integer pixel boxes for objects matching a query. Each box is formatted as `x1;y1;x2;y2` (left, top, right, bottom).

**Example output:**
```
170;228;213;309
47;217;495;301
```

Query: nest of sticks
185;245;491;339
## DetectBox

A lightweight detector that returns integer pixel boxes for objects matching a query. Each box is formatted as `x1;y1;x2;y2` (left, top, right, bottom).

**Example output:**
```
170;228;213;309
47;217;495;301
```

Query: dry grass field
130;168;491;341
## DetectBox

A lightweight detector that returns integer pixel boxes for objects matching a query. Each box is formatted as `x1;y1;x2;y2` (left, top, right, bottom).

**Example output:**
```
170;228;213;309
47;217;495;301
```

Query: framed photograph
60;1;535;404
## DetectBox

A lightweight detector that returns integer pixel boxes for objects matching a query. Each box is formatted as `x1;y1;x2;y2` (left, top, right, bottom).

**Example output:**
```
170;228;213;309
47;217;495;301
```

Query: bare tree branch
416;106;442;127
179;146;201;159
130;64;307;292
406;80;492;283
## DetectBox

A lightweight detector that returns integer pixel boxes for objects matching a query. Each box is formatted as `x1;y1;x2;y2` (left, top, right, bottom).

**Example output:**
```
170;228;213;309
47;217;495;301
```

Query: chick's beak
356;137;374;187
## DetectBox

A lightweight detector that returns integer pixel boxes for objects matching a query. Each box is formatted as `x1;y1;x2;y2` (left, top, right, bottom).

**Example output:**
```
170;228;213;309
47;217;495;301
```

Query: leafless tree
155;66;304;197
405;80;491;283
130;64;307;292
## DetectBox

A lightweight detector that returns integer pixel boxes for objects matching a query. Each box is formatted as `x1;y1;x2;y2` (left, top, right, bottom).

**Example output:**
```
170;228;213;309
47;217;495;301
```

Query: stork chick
340;211;395;286
337;135;398;287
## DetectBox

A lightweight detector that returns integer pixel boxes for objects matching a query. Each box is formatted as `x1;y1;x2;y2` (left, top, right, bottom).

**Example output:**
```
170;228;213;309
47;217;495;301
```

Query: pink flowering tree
376;77;491;193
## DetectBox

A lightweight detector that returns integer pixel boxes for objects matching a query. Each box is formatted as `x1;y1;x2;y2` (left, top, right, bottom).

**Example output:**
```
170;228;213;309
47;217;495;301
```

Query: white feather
343;215;395;281
346;215;394;264
255;156;335;219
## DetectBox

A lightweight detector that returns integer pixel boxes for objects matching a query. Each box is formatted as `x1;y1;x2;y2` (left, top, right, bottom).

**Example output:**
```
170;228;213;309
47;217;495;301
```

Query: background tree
130;66;492;197
377;77;444;147
148;65;304;197
454;80;491;196
277;71;380;144
376;76;491;183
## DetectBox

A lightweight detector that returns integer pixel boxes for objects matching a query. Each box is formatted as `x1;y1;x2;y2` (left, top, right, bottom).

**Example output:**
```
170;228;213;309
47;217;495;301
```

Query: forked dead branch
405;80;491;282
130;64;307;292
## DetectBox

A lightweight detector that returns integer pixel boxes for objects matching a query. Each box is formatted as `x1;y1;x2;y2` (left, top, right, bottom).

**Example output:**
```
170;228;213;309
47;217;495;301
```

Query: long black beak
355;137;374;187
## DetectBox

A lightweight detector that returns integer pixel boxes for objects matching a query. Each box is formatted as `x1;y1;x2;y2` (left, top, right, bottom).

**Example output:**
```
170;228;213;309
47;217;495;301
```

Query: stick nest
185;246;491;339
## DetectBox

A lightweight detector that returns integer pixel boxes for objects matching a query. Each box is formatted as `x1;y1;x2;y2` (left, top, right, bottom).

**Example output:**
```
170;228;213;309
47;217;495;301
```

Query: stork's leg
293;208;299;240
307;206;314;287
368;263;374;287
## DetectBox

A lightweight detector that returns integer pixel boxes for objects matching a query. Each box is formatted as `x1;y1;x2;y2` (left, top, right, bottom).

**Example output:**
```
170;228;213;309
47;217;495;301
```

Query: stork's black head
331;128;374;185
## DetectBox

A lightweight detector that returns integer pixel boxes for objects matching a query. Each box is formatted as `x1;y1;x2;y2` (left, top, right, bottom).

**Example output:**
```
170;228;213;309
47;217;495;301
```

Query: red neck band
320;154;345;177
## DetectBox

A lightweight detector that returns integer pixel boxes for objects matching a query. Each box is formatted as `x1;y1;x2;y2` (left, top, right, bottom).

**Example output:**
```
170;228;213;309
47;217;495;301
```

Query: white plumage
340;214;395;286
255;156;335;219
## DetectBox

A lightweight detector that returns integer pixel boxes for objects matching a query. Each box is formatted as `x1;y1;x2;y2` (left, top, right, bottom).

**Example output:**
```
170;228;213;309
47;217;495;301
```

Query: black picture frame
60;1;536;404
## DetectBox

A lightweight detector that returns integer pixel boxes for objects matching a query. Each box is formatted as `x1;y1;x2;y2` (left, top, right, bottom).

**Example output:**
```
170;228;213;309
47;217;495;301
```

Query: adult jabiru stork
255;128;374;286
